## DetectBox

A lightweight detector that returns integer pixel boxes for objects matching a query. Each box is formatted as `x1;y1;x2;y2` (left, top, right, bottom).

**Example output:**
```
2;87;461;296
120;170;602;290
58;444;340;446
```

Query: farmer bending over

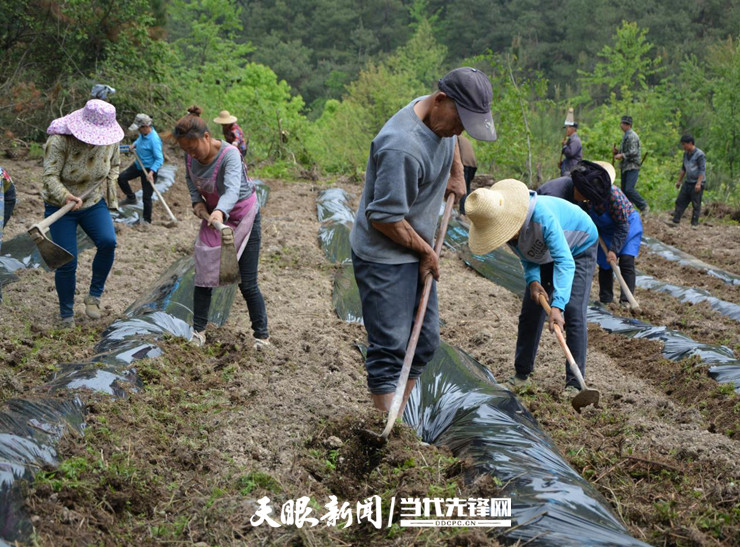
538;160;642;305
465;179;597;396
351;67;497;412
173;105;269;349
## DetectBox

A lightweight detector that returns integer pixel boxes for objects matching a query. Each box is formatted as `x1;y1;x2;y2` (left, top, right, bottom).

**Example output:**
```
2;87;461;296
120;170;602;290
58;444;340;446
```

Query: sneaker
57;316;75;329
84;295;101;319
691;223;699;229
563;385;580;398
253;337;271;350
120;195;137;206
506;373;531;387
191;330;206;347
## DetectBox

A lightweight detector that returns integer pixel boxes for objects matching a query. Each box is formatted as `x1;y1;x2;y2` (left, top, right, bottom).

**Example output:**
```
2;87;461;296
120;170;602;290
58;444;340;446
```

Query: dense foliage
1;0;740;207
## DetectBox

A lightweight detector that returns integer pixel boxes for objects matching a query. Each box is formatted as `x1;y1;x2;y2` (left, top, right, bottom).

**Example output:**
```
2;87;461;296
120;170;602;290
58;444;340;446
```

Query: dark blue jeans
514;244;597;388
352;251;440;394
193;210;268;339
45;199;117;318
620;169;648;211
117;163;157;223
3;182;15;226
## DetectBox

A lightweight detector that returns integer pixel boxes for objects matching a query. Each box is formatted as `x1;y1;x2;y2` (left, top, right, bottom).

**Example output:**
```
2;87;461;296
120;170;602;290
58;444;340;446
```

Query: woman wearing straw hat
538;160;642;305
43;99;123;326
465;179;598;395
213;110;247;157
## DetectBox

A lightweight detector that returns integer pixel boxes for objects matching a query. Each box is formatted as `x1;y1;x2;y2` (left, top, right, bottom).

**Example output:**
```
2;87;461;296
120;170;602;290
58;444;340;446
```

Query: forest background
2;0;740;210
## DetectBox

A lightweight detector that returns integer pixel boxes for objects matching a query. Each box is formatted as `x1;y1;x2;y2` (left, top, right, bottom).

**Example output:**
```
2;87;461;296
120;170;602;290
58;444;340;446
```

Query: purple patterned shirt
224;123;247;156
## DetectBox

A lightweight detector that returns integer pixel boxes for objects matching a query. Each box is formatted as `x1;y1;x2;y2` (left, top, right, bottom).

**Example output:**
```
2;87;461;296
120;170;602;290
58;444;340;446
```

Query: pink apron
187;144;258;287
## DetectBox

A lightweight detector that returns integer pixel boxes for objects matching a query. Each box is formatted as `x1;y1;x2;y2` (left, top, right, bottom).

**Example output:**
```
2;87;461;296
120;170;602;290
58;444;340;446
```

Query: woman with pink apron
173;105;269;348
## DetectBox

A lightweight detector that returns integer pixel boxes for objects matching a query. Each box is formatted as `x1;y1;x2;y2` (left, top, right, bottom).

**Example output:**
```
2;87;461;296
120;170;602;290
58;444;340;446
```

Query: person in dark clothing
612;115;649;213
559;122;582;176
538;160;642;305
671;135;706;227
457;134;478;215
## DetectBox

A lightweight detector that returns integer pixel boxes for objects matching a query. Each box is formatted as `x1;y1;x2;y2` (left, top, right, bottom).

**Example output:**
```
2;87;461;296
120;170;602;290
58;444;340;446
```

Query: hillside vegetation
2;0;740;207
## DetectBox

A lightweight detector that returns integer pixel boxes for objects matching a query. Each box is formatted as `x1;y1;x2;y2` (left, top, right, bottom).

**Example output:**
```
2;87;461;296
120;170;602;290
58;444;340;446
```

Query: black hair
680;134;694;144
571;160;612;206
173;105;209;140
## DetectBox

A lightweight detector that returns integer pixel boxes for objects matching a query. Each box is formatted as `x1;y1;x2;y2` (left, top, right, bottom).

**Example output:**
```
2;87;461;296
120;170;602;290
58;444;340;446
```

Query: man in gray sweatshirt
351;67;496;412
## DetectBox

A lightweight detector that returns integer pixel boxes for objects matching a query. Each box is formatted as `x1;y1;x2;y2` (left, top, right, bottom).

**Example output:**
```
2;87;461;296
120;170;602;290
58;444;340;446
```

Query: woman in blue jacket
571;161;642;305
465;179;598;394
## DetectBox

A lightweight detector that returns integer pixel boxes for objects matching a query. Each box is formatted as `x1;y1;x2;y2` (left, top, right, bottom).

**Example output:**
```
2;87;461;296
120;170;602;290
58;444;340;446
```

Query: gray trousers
673;183;704;225
352;251;439;394
514;243;597;387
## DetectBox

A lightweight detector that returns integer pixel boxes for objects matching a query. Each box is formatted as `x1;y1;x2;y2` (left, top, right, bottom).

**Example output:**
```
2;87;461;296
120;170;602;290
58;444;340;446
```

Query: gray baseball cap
438;67;496;142
128;113;152;132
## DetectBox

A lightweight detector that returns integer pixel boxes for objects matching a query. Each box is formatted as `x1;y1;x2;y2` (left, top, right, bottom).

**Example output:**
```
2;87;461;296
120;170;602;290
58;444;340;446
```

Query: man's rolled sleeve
365;149;421;224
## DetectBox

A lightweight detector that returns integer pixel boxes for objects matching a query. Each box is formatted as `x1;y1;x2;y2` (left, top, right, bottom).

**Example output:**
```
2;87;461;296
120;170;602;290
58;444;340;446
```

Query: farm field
1;151;739;546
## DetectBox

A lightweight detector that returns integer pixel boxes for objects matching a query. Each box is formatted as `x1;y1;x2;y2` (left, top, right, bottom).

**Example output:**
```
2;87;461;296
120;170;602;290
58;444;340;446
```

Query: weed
238;471;281;495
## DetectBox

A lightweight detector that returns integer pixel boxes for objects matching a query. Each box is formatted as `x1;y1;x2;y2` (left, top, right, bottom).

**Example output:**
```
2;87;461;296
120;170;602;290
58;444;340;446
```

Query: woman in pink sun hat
43;99;123;327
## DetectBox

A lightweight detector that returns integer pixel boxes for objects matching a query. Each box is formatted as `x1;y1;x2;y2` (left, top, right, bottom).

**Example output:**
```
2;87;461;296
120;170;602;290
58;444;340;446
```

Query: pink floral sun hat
63;99;123;146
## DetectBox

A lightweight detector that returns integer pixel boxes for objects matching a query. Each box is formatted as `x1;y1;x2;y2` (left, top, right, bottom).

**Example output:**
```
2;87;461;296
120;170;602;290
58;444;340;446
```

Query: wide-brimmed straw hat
593;160;616;184
66;99;123;146
213;110;237;124
465;179;530;255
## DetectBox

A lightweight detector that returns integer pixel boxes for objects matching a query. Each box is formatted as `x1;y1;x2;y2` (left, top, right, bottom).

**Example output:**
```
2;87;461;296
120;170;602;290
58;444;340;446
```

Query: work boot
84;295;101;319
506;373;531;387
57;316;75;329
120;195;137;206
191;330;206;347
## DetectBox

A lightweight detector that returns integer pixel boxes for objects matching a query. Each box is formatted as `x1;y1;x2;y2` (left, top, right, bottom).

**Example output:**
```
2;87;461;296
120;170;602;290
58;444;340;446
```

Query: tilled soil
1;154;739;545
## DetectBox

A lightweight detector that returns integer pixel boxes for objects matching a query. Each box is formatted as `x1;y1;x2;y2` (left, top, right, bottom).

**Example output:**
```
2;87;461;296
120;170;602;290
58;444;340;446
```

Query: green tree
578;21;663;103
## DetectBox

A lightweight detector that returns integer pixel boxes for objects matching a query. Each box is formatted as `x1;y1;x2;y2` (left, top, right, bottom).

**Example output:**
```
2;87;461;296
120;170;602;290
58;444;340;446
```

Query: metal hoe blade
218;225;239;284
572;388;600;411
28;225;74;270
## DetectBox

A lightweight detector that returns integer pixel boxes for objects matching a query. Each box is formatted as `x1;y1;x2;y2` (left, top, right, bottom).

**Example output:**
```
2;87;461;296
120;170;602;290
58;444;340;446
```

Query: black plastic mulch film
641;235;740;286
317;189;649;546
0;176;269;544
443;218;740;393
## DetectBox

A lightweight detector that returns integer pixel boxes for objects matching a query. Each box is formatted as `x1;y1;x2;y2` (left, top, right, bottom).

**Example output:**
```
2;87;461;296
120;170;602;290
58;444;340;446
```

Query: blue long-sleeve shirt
509;193;598;309
133;128;164;173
